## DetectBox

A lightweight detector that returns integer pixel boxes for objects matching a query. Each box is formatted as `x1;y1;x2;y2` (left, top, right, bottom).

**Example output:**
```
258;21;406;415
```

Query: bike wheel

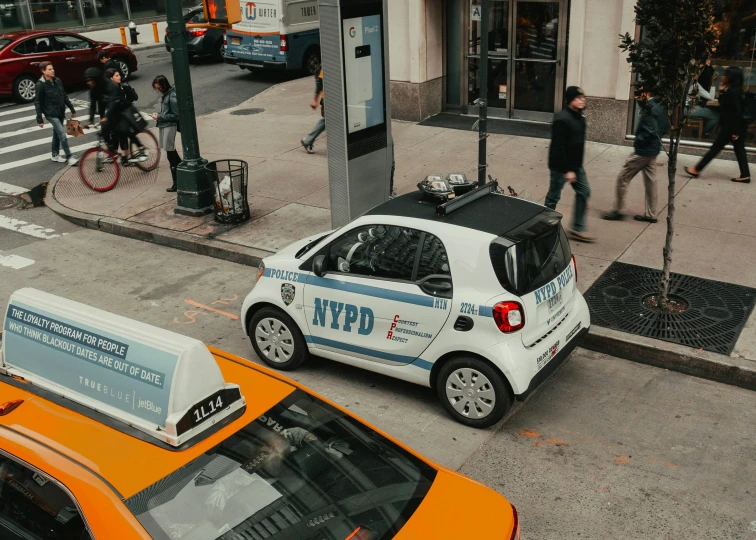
79;147;120;192
131;131;161;172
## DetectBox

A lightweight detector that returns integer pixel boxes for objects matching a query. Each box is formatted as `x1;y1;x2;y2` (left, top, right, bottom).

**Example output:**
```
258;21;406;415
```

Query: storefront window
0;0;33;31
28;0;84;29
631;0;756;148
83;0;126;26
128;0;165;20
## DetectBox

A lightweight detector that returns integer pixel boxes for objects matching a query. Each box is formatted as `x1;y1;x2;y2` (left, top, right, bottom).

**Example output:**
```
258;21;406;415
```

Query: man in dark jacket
98;51;126;80
602;92;668;224
34;61;78;165
545;86;593;242
84;67;106;127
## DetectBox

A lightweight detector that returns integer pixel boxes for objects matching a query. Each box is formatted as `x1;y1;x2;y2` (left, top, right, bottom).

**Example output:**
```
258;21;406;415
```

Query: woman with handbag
152;75;181;193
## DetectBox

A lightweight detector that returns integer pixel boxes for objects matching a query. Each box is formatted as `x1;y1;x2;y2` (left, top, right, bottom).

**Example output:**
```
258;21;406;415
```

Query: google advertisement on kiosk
342;15;384;134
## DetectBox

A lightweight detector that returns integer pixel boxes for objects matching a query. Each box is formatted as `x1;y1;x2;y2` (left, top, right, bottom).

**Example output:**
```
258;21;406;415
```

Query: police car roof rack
436;180;498;216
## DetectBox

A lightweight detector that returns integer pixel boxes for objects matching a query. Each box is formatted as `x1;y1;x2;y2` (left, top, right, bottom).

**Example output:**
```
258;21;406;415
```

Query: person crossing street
301;66;324;154
34;61;78;166
545;86;594;243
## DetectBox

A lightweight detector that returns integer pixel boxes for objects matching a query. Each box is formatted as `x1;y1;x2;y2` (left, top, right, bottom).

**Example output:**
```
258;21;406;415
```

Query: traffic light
203;0;241;26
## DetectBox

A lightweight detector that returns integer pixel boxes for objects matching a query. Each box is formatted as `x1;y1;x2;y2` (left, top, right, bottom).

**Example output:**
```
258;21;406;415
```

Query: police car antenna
436;180;498;216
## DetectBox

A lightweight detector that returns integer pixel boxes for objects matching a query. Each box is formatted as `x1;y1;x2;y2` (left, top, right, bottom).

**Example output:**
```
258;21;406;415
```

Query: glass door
467;0;511;117
511;0;566;121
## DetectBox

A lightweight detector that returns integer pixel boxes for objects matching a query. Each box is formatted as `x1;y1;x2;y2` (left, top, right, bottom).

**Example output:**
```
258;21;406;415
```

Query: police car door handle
418;275;452;297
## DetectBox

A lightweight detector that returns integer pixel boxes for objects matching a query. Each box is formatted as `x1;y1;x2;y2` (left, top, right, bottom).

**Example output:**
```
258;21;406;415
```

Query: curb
583;326;756;392
46;170;275;268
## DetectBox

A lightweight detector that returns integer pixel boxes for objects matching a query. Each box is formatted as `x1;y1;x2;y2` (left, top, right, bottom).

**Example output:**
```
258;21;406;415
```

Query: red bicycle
79;128;161;192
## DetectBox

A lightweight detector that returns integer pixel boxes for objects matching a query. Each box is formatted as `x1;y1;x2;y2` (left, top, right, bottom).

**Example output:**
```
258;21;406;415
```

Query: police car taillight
257;261;265;281
493;301;524;333
572;255;578;283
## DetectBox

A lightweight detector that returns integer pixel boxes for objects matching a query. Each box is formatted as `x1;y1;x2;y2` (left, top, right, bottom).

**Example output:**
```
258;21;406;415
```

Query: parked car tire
113;56;130;80
13;74;36;103
248;307;309;371
303;47;321;76
436;356;512;428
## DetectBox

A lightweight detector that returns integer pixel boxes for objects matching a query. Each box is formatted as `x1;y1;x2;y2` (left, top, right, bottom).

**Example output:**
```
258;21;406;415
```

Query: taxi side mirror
313;255;327;277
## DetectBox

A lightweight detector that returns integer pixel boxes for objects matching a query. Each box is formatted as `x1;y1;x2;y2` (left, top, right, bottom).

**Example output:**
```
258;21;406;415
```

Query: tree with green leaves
620;0;718;309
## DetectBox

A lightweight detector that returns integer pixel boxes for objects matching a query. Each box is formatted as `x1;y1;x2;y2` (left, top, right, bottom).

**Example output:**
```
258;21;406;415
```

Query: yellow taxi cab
0;288;520;539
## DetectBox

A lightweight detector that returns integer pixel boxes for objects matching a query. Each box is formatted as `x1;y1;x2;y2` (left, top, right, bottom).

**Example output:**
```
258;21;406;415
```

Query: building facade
388;0;756;149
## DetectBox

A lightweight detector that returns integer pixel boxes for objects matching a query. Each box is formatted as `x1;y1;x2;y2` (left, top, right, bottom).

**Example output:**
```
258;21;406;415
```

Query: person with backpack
98;51;126;81
102;68;134;167
151;75;181;192
685;66;750;183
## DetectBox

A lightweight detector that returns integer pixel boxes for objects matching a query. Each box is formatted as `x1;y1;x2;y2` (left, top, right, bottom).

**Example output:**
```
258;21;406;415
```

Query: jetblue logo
312;298;374;335
534;264;574;305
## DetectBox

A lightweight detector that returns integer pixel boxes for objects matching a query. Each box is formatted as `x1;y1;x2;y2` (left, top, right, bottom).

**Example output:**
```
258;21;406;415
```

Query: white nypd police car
241;182;590;428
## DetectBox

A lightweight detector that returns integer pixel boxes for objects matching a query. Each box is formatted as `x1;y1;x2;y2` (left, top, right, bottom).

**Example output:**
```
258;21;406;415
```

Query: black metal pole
477;0;489;187
166;0;213;215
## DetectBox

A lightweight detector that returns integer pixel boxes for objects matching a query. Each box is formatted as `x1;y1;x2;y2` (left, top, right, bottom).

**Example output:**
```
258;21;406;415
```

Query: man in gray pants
601;92;668;224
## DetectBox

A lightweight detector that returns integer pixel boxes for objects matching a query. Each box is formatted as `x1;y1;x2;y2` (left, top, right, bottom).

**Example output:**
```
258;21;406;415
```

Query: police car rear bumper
223;56;287;70
515;326;589;402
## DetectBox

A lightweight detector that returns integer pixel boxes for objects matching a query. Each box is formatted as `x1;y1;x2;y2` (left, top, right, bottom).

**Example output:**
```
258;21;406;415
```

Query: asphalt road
0;47;304;194
0;223;754;539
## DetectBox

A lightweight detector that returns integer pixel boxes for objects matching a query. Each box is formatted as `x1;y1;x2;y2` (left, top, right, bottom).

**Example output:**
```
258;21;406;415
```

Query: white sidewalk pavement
82;21;168;49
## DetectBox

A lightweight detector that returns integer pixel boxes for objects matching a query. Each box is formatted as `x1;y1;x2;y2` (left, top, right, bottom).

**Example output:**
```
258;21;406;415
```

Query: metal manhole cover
230;108;265;116
0;195;21;210
585;262;756;355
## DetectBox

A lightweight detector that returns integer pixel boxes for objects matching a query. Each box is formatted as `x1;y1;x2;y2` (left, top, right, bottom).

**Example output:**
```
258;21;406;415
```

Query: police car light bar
436;180;499;216
0;289;246;448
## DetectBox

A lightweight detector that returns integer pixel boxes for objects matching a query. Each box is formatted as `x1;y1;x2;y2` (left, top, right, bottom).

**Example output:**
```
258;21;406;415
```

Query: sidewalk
47;76;756;389
82;22;167;49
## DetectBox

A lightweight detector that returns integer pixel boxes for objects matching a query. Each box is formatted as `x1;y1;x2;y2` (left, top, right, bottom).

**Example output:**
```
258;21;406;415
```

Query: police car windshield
125;389;436;540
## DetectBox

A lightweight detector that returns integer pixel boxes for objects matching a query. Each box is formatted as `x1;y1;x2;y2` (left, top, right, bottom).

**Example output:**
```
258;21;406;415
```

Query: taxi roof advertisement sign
3;297;177;426
1;289;245;447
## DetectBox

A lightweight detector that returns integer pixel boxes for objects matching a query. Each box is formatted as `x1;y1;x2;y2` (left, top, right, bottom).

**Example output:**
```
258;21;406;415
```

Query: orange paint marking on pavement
519;429;541;439
615;455;631;465
184;299;239;320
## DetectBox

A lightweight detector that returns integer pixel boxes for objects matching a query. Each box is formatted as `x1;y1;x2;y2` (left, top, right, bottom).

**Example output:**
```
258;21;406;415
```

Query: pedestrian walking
98;51;126;81
301;67;324;154
545;86;594;242
34;61;78;165
685;67;751;183
84;67;106;128
151;75;181;193
601;91;668;224
102;68;133;166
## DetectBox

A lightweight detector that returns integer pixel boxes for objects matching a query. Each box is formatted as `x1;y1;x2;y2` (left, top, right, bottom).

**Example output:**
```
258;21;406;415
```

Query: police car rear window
125;389;436;540
490;224;571;295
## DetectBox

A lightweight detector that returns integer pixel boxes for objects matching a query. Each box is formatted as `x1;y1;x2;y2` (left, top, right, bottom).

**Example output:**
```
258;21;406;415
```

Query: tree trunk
660;129;679;308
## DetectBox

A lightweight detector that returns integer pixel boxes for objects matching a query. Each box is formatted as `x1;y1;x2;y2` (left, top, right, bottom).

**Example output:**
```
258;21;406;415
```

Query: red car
0;30;138;103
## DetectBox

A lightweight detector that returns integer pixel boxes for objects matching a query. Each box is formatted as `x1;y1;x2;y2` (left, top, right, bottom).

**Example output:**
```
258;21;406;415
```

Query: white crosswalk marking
0;104;36;117
0;182;29;196
0;214;61;239
0;141;95;172
0;253;35;269
0;114;41;128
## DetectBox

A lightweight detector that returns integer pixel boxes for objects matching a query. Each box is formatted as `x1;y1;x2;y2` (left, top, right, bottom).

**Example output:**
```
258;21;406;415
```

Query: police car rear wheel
437;358;511;428
249;308;307;370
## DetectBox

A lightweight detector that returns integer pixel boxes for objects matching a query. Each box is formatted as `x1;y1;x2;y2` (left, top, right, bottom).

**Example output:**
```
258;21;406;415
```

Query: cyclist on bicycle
102;68;144;166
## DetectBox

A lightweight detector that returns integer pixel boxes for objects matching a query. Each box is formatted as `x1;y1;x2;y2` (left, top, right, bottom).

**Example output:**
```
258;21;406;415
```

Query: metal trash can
206;159;250;224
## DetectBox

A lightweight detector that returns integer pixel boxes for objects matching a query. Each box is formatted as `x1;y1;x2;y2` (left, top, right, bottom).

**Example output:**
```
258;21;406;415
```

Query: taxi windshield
125;389;436;540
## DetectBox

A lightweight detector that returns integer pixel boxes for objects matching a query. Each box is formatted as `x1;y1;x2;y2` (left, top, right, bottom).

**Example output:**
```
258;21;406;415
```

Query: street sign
471;4;481;21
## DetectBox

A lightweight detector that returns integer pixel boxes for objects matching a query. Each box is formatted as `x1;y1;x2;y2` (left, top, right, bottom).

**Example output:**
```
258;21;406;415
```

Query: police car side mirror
313;255;327;277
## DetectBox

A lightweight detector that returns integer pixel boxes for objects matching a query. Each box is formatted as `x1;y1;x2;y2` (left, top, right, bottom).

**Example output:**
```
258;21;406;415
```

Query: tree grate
584;262;756;355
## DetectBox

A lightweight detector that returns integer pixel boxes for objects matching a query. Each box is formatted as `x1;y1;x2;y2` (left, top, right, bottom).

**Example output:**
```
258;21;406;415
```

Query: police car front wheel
249;307;308;370
437;358;512;428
